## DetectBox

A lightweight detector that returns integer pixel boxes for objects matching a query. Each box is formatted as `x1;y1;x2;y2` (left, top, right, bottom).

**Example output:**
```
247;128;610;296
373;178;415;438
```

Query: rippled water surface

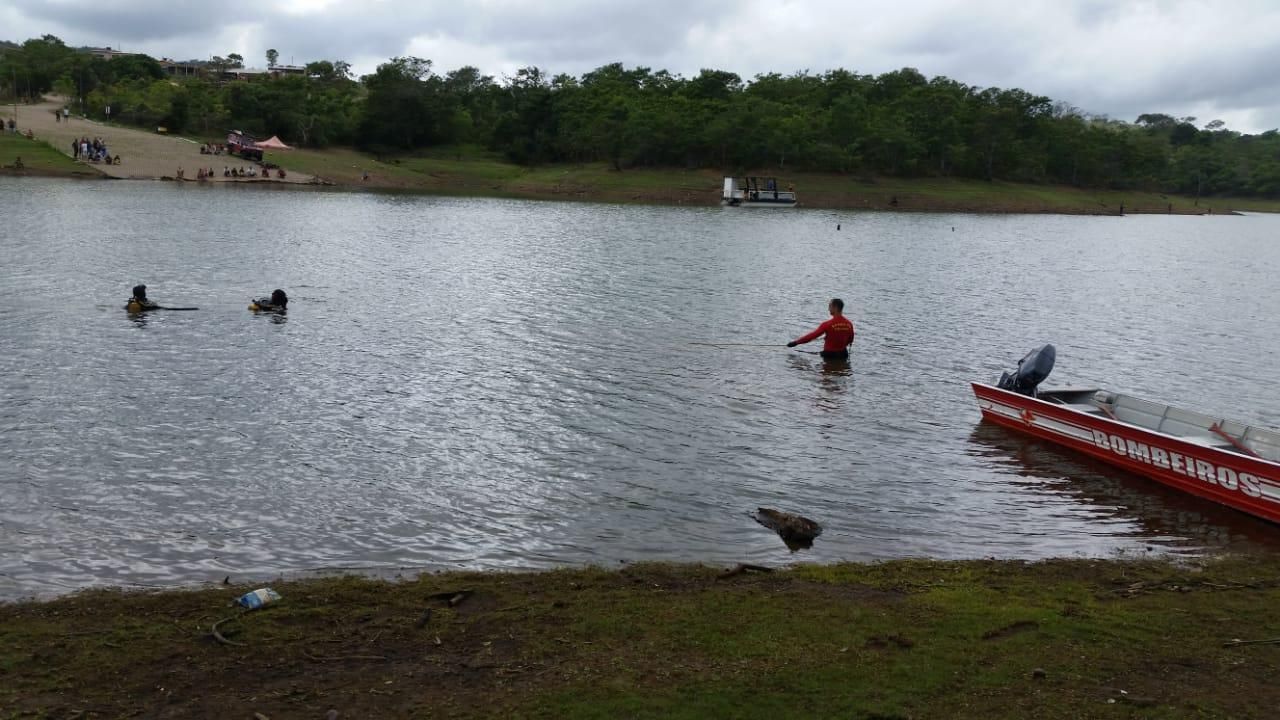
3;178;1280;598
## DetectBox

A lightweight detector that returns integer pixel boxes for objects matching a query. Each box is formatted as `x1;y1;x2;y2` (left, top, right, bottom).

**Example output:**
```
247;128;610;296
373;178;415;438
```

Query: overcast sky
5;0;1280;133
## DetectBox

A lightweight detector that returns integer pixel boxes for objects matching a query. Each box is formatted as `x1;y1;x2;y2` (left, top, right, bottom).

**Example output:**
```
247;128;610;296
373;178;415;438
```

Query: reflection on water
2;177;1280;599
786;353;853;412
967;423;1280;554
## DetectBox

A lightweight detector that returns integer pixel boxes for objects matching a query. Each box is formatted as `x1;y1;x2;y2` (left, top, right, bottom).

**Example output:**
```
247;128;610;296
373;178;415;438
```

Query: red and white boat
973;346;1280;525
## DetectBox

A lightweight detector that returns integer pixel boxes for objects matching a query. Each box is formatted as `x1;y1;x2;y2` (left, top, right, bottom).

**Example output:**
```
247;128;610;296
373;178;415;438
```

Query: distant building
124;55;313;82
270;64;307;78
80;46;136;61
159;59;206;77
224;65;307;81
228;67;269;80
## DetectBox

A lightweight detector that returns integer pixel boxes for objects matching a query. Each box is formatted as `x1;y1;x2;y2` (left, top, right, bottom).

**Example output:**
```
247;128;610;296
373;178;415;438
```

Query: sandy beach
14;97;314;184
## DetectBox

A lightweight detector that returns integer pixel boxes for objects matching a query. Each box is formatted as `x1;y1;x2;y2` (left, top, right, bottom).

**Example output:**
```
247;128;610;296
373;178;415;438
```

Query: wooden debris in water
753;508;823;550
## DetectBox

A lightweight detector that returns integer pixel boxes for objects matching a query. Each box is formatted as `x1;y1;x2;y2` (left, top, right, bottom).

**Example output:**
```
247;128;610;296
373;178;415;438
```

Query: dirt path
19;97;314;184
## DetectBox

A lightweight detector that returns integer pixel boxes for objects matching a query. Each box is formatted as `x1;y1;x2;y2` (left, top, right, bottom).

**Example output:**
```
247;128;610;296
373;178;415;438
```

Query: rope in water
688;342;784;348
687;342;832;356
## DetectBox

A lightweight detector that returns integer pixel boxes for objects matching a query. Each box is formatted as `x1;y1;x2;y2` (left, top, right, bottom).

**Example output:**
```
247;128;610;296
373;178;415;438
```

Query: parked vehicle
226;130;263;161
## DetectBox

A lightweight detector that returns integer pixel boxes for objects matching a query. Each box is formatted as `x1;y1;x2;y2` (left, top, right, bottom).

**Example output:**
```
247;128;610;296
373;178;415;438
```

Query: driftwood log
754;508;823;550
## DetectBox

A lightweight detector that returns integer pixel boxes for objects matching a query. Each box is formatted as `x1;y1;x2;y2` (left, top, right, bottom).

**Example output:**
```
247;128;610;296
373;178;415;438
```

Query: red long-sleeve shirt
794;316;855;352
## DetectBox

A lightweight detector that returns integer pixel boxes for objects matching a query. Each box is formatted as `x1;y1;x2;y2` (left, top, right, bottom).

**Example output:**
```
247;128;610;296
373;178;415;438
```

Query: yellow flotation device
250;290;288;313
126;299;161;312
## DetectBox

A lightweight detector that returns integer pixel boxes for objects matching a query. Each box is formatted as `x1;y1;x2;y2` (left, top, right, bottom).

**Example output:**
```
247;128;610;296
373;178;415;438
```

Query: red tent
255;135;292;150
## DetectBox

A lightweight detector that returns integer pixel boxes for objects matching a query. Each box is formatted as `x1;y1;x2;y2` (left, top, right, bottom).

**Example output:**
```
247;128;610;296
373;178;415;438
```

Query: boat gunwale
972;381;1280;525
971;382;1280;470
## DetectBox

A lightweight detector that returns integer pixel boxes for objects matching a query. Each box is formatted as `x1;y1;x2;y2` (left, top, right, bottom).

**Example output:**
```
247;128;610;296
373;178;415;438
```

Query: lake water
3;178;1279;599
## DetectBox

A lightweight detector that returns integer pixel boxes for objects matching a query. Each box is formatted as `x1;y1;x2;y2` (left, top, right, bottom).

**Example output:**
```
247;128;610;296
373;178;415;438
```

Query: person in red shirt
787;298;855;360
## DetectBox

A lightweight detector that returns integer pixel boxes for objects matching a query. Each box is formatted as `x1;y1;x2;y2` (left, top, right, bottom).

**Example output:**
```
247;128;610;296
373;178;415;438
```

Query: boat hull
721;176;796;207
972;383;1280;525
721;199;797;208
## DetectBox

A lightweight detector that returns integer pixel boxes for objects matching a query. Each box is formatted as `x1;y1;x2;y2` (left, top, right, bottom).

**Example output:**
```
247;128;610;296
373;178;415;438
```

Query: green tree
208;56;228;80
2;35;75;99
359;57;448;150
683;69;742;102
491;66;559;163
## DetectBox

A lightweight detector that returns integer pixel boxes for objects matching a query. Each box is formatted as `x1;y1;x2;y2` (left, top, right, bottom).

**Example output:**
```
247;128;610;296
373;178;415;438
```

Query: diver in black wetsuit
126;284;158;312
250;289;288;312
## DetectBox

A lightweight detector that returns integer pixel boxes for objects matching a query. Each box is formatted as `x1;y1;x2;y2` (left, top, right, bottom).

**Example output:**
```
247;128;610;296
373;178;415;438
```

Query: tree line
4;34;1280;197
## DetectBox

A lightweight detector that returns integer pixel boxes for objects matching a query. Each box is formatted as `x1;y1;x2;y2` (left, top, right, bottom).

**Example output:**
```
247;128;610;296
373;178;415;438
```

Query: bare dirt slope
18;97;313;184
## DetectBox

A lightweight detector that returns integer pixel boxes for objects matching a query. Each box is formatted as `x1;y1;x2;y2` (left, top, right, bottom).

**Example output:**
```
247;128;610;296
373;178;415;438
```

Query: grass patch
2;556;1279;718
0;133;101;178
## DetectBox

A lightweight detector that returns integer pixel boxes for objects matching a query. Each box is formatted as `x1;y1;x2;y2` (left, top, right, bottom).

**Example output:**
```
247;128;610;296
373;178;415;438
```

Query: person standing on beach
787;298;856;361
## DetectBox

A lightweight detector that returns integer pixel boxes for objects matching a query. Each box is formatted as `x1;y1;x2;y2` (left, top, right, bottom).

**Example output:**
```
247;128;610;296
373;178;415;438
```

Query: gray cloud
11;0;261;44
5;0;1280;132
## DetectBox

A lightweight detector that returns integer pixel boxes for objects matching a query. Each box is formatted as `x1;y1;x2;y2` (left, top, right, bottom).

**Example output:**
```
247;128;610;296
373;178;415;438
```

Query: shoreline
5;97;320;185
2;161;1261;216
3;555;1277;718
6;101;1274;213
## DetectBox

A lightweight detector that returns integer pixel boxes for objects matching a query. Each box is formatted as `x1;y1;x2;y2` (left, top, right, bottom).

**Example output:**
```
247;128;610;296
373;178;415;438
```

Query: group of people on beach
72;136;119;164
177;165;286;181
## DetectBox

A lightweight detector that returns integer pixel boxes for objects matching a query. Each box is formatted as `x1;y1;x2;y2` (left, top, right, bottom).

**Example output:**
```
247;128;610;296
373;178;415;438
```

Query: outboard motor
997;344;1056;397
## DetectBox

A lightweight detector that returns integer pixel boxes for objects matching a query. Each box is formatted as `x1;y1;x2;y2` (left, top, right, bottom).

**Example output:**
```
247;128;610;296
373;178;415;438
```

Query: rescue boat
972;345;1280;525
